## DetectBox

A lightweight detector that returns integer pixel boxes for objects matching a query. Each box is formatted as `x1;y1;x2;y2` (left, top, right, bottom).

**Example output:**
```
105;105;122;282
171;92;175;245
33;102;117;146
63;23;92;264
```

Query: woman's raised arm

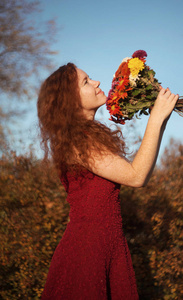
88;88;179;187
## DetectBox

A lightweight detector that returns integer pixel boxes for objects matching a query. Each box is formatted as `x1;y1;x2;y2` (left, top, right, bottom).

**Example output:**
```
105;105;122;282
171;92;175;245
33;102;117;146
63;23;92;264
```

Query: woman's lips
97;90;104;95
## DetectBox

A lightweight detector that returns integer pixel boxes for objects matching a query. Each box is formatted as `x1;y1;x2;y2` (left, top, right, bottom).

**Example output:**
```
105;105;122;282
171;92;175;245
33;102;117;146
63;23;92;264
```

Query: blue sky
21;0;183;163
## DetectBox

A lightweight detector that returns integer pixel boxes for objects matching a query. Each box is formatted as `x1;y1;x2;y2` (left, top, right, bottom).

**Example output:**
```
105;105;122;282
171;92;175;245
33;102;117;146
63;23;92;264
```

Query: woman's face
77;68;107;119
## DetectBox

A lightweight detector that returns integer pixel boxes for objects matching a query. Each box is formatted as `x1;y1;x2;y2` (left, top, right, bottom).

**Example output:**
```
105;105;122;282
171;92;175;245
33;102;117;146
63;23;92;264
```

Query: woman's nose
92;80;100;88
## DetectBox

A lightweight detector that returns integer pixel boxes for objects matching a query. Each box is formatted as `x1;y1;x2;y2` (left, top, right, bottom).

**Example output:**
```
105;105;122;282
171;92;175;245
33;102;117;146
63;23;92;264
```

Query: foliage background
0;141;182;300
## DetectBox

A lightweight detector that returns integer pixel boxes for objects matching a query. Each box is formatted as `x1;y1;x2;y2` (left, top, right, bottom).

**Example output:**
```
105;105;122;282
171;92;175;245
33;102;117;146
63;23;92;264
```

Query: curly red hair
37;63;126;177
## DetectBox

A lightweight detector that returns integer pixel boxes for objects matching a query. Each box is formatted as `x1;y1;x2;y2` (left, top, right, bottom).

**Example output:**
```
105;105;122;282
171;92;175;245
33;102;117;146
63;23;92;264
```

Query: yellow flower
128;58;144;78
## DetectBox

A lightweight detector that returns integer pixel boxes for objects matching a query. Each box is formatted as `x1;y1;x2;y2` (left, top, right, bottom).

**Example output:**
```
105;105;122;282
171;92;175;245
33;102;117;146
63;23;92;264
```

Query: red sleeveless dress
41;169;139;300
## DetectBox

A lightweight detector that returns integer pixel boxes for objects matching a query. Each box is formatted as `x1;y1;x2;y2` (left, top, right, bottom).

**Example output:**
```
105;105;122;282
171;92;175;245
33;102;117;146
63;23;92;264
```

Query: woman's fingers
169;93;179;102
164;90;171;98
159;87;166;95
152;86;179;121
159;87;178;101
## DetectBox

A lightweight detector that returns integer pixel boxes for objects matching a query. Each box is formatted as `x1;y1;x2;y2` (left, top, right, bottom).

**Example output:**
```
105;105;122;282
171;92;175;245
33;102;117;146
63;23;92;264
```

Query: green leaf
146;84;153;90
148;69;156;77
146;95;153;100
132;89;141;96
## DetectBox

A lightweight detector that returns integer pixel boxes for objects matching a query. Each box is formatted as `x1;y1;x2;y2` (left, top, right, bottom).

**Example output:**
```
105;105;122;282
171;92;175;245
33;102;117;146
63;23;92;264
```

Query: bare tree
0;0;58;151
0;0;57;98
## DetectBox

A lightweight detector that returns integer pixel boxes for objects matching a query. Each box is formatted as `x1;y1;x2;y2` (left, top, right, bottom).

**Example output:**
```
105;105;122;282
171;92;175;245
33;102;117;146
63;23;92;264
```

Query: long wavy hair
37;63;126;177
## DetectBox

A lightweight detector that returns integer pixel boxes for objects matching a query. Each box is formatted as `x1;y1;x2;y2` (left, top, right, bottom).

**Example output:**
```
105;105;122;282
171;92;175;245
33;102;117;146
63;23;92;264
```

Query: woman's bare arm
87;88;179;187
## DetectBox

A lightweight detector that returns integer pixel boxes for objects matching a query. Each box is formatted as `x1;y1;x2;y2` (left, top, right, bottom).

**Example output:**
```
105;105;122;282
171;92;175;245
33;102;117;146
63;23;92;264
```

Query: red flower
132;50;147;59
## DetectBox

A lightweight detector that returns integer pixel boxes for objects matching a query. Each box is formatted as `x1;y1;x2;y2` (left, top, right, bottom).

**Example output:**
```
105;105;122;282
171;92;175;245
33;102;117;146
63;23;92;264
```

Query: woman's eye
84;77;92;85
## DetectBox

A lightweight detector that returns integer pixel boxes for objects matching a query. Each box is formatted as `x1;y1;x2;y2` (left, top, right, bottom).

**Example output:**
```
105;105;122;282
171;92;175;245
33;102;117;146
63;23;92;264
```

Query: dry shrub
0;141;182;299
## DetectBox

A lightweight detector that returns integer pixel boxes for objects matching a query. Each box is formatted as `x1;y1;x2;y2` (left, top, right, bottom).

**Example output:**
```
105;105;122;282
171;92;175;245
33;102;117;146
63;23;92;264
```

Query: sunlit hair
37;63;126;177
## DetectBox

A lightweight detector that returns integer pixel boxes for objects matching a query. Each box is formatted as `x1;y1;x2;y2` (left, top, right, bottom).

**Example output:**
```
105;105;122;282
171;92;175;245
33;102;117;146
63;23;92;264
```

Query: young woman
37;63;178;300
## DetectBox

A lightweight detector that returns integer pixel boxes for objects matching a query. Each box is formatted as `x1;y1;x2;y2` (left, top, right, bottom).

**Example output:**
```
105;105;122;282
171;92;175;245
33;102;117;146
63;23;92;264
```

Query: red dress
41;170;139;300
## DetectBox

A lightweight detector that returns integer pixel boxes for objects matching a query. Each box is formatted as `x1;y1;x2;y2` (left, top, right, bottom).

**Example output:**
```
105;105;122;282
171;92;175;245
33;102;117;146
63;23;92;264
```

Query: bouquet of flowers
106;50;183;124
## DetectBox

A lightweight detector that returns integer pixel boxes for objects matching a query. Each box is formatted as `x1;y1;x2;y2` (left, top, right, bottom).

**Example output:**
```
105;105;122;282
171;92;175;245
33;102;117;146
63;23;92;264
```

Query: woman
37;63;178;300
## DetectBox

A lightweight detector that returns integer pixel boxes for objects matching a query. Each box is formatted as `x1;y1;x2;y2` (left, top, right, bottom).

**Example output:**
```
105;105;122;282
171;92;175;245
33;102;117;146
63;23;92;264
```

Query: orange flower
115;62;130;78
111;91;121;102
109;103;121;116
120;92;128;99
116;77;130;92
140;57;146;64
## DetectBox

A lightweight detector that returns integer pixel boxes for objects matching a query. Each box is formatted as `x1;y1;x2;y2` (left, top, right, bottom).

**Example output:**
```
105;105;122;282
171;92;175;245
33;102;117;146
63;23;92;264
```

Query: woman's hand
151;88;179;122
